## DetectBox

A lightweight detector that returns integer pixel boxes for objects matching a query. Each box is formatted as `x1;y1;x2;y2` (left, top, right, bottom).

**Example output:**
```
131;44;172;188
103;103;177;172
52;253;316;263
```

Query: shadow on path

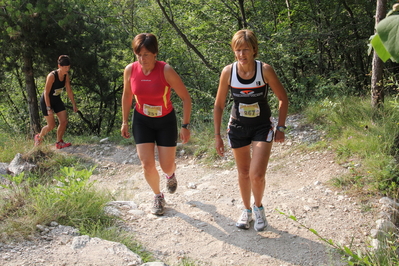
165;200;340;266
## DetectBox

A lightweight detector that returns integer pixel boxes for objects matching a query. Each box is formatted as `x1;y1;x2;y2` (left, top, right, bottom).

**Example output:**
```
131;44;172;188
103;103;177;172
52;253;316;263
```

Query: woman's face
58;65;70;73
135;47;156;68
234;43;255;66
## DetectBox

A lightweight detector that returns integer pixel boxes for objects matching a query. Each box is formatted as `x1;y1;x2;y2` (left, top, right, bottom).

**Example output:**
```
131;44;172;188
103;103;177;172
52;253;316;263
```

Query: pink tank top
130;61;173;117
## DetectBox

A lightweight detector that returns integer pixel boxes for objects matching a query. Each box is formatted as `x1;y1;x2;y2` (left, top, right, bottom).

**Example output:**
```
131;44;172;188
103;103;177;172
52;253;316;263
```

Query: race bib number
239;102;260;118
143;104;162;117
53;88;63;96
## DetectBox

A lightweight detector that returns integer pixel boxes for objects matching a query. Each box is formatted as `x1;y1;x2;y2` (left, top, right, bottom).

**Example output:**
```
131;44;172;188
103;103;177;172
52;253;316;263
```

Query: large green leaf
376;15;399;62
371;34;392;62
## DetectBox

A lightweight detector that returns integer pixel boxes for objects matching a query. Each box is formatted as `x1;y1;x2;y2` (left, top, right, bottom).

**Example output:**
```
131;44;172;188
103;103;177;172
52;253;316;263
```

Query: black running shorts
227;118;274;149
132;108;178;147
40;94;66;116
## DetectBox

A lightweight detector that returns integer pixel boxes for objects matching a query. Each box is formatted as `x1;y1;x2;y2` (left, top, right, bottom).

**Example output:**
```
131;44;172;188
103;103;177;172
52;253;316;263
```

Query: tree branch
156;0;218;73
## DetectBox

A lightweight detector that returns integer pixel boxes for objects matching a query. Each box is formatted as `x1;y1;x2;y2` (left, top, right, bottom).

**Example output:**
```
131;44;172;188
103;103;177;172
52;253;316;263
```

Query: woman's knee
237;166;250;177
140;160;156;172
46;123;56;131
250;173;266;184
58;120;68;127
237;170;250;181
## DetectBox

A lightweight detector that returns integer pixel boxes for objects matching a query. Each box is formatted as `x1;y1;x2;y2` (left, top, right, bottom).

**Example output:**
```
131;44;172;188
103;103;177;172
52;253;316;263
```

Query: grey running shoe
151;194;166;216
166;173;177;194
253;204;267;231
236;209;253;229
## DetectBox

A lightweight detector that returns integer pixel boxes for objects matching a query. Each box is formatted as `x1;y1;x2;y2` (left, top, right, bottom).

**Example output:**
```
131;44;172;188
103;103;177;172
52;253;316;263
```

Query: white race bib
53;88;63;96
143;104;162;117
238;102;260;118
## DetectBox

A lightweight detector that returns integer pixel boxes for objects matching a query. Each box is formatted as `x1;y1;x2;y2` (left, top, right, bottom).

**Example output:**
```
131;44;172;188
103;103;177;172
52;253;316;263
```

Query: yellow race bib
238;102;260;118
143;104;162;117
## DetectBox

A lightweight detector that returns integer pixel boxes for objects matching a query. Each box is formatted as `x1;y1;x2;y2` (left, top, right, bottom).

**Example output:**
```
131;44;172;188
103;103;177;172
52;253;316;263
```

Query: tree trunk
371;0;387;109
23;54;41;135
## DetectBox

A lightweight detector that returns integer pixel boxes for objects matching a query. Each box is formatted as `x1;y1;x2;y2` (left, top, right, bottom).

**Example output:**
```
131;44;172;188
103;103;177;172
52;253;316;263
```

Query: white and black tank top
229;60;271;126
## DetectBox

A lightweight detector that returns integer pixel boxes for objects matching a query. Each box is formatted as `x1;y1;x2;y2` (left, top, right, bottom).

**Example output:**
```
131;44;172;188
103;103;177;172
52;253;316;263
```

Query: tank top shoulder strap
156;61;168;86
255;60;267;85
51;70;59;82
229;62;236;85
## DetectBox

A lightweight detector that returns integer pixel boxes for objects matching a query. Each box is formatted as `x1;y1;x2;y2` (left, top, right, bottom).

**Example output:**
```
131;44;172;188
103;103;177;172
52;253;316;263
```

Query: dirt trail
0;115;377;265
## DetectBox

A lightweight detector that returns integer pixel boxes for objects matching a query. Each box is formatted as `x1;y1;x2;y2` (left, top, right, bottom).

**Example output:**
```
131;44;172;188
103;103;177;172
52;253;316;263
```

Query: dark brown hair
58;55;70;66
132;33;158;55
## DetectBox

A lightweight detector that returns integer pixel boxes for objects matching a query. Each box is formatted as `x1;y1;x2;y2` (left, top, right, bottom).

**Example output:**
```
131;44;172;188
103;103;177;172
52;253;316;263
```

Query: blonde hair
231;29;258;58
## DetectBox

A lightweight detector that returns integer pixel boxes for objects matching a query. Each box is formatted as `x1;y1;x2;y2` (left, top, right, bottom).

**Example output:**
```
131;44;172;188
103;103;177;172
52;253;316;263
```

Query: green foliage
0;166;110;240
54;167;95;196
0;0;387;135
370;34;392;62
29;166;113;230
371;4;399;63
0;172;27;190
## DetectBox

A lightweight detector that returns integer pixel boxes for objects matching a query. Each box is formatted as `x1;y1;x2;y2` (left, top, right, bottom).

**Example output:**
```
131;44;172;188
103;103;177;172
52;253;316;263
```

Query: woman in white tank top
213;29;288;232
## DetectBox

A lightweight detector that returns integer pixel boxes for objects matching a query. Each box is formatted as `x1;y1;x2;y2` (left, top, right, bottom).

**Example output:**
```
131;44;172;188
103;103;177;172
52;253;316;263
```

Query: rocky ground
0;115;379;266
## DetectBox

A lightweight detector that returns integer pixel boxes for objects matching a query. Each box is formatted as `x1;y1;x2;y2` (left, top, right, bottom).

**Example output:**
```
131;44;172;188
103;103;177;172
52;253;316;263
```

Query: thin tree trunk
23;54;41;135
371;0;387;109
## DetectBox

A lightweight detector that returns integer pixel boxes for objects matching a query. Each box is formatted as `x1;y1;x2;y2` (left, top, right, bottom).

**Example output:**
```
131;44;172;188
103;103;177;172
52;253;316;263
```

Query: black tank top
229;60;271;126
49;70;66;97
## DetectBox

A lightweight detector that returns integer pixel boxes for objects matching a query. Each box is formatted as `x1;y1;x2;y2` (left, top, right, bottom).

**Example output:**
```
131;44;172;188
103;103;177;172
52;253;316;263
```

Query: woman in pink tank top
121;33;192;216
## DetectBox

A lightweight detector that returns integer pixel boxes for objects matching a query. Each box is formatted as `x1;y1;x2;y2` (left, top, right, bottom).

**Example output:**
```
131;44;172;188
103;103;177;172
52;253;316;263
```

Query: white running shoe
253;204;267;231
236;209;253;229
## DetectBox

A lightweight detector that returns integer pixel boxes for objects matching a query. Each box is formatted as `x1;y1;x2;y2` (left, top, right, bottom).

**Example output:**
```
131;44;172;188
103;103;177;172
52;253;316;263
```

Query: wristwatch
182;123;190;130
46;106;51;111
276;126;287;133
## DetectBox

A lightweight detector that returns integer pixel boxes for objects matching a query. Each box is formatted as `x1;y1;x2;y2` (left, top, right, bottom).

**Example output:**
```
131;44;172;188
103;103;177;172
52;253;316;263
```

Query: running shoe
56;140;72;149
34;134;42;146
166;173;177;194
236;209;253;229
253;204;268;232
151;193;166;216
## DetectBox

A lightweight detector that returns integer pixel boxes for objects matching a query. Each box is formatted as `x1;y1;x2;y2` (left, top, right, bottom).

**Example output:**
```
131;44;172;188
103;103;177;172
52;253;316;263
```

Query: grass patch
0;132;32;162
178;117;224;165
0;145;154;262
304;96;399;197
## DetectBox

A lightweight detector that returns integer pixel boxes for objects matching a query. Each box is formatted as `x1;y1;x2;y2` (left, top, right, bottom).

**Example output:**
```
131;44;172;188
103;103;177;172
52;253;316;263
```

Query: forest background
1;0;398;137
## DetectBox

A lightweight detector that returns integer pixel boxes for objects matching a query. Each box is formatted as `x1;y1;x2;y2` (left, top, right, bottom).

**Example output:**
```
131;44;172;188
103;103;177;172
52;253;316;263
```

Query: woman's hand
215;135;225;156
274;130;285;143
121;124;130;138
180;128;190;144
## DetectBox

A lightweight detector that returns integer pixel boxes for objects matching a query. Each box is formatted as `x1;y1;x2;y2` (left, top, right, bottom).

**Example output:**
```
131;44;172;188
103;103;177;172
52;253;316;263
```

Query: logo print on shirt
240;90;254;95
256;81;261;86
